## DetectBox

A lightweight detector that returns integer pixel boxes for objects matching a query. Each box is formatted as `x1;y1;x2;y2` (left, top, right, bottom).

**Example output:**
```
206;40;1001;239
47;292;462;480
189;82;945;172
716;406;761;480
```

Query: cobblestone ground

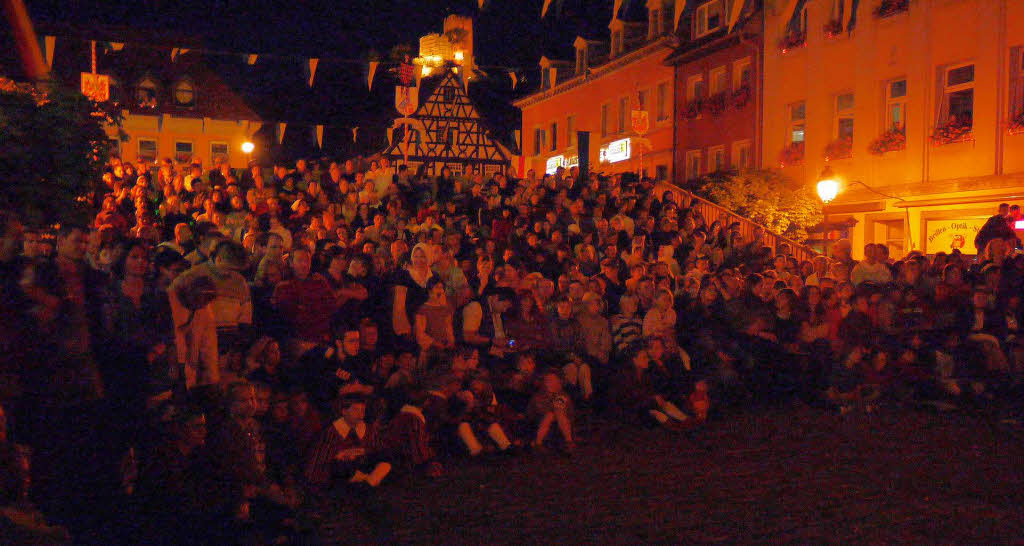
314;405;1024;544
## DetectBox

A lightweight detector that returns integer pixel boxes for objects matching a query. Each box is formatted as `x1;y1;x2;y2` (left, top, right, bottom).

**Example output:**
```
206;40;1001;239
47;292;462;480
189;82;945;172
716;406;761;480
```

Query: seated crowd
0;153;1022;542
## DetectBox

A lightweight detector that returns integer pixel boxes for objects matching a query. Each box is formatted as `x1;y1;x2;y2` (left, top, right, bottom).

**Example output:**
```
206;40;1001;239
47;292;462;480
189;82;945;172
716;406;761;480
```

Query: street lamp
241;141;255;154
817;166;839;257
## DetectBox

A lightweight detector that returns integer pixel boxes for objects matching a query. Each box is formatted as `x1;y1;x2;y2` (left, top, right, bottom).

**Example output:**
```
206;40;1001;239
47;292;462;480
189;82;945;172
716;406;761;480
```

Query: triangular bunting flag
674;0;688;30
368;61;379;91
109;42;124;52
247;54;258;65
277;122;287;144
316;125;324;148
541;0;553;18
352;127;359;143
613;0;623;20
509;71;518;90
42;35;55;70
727;0;745;31
308;58;319;87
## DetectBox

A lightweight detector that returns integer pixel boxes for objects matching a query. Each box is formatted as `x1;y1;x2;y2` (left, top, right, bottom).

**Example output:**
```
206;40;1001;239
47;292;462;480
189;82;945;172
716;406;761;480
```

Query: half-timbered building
383;67;512;177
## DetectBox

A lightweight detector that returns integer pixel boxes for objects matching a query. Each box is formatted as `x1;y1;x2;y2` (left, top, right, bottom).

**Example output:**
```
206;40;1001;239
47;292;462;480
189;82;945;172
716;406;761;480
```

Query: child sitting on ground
527;370;576;453
303;396;391;490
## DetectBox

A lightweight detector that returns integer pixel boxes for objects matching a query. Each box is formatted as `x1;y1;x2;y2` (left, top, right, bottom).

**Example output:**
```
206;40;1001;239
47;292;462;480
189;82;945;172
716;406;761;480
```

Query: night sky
22;0;581;72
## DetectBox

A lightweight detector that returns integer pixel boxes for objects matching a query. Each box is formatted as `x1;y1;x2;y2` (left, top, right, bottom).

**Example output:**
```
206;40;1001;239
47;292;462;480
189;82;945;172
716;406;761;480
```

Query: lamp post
817;166;839;258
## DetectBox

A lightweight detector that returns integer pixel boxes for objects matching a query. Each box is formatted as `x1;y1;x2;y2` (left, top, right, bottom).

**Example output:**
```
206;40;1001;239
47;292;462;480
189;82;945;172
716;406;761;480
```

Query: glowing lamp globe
241;141;255;154
817;179;839;204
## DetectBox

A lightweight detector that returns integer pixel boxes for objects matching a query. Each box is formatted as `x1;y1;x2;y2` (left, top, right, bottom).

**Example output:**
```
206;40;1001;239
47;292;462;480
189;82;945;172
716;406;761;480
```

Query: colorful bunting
727;0;745;31
247;54;258;65
674;1;688;31
41;36;55;70
315;125;324;148
277;122;287;144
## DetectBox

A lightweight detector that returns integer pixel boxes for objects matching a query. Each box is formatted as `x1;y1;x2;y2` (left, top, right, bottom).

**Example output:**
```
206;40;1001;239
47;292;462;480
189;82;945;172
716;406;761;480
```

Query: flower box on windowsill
874;0;909;19
732;85;751;109
931;119;974;146
778;141;805;168
684;99;703;120
1007;112;1024;135
778;30;806;54
823;20;843;39
823;137;853;162
704;93;727;117
868;129;906;155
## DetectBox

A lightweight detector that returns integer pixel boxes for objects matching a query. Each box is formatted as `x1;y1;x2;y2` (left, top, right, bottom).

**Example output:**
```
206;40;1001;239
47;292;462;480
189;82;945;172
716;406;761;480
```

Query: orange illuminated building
515;1;678;181
764;0;1024;257
667;0;762;184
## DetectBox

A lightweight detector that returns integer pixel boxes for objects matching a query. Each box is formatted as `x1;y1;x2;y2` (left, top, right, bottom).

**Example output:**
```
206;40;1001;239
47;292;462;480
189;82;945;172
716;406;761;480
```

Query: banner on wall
924;218;987;254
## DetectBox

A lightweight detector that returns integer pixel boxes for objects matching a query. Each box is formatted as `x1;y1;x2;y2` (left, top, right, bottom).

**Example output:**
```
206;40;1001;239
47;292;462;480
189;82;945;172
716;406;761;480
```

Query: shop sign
545;154;579;175
599;138;631;164
925;218;987;254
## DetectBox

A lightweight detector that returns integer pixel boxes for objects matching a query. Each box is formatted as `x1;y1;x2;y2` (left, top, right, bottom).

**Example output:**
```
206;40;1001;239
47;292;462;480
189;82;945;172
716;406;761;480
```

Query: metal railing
653;181;821;263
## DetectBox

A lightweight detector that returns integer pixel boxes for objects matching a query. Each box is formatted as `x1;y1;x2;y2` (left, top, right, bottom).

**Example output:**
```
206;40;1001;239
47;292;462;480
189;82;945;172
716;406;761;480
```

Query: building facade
382;68;512;177
515;1;678;181
667;0;763;185
763;0;1024;257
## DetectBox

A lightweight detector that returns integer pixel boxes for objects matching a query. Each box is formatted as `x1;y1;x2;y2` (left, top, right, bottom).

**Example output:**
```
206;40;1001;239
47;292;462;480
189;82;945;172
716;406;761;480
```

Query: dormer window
611;31;623;57
136;77;158;109
173;79;196;108
694;0;724;38
649;8;663;39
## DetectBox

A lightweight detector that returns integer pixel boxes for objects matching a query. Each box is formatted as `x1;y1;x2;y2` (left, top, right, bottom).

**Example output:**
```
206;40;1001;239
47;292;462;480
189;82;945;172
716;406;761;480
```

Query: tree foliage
0;79;121;226
697;170;823;243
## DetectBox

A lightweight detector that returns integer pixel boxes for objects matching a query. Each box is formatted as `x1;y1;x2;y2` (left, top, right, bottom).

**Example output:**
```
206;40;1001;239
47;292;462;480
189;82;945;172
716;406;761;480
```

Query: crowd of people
0;152;1022;543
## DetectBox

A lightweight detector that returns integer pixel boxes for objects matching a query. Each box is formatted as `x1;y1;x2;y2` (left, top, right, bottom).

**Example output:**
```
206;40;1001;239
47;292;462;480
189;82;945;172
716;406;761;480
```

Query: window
708;146;725;172
619;96;629;133
710;66;728;95
790;101;806;143
649;8;663;39
656;82;669;121
655;164;668;181
941;63;974;126
835;93;855;139
732;140;753;170
695;0;724;38
601;104;610;136
567;115;577;147
138;139;157;163
173;79;195;108
174;141;193;164
733;57;752;90
877;219;905;258
576;48;587;75
611;31;623;57
1012;48;1024;116
550;122;558;151
533;127;545;156
638;89;650;113
886;79;907;132
685;150;703;180
829;0;844;23
686;75;705;102
447;128;458;148
136;77;158;108
542;68;551;89
211;142;229;163
443;86;456;103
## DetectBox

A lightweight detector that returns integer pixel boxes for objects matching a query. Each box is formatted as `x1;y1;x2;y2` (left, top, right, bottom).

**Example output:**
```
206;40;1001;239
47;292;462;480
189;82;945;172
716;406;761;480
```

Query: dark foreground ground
314;405;1024;544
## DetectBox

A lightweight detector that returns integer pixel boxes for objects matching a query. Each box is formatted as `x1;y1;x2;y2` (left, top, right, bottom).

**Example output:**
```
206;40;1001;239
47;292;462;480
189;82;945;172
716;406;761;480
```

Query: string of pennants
36;34;527;93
